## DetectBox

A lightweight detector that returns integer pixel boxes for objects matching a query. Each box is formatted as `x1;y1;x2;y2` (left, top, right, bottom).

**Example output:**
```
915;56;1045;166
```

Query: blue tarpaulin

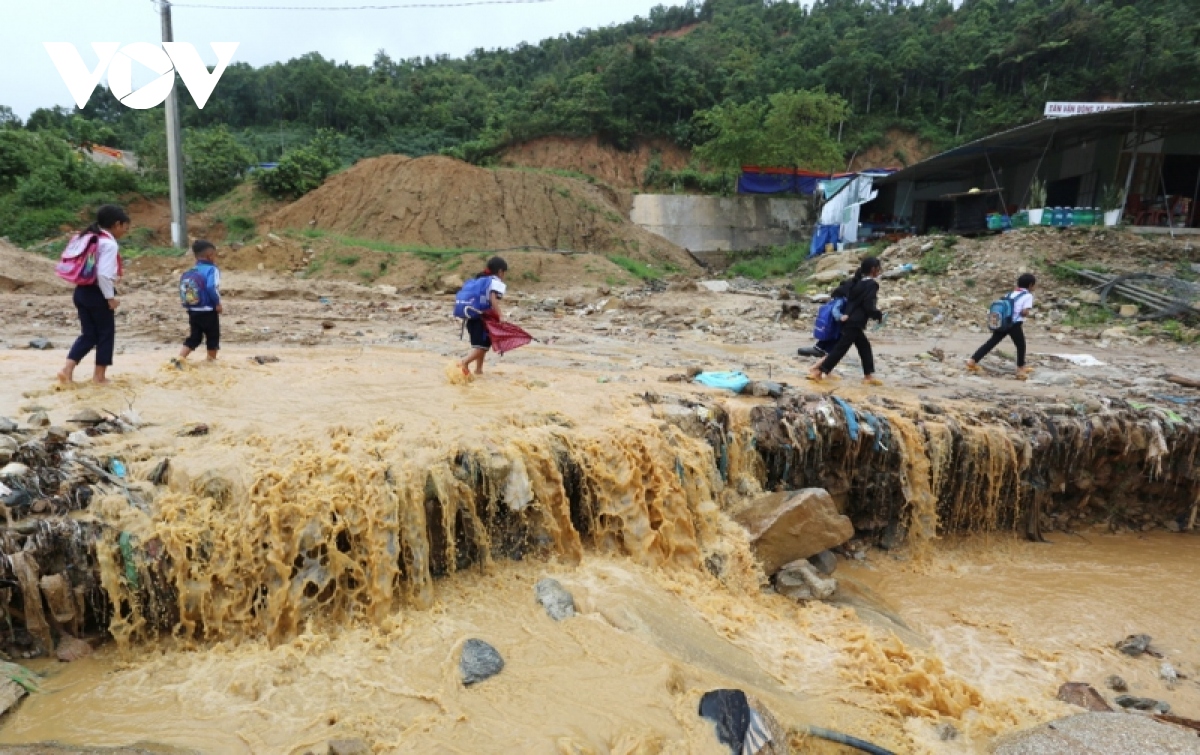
737;172;796;194
809;224;841;257
693;371;752;394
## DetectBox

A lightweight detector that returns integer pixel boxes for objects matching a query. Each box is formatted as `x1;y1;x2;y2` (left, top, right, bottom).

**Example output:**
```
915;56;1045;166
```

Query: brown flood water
2;350;1199;754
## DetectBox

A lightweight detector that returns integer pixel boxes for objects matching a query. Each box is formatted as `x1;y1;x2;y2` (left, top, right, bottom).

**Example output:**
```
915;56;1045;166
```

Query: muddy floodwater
2;284;1199;754
0;536;1196;754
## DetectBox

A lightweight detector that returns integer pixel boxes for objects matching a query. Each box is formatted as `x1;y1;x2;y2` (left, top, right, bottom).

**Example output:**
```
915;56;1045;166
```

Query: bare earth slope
267;154;698;271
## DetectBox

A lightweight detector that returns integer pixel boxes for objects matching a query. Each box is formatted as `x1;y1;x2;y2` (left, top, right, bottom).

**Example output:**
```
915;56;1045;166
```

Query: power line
167;0;553;9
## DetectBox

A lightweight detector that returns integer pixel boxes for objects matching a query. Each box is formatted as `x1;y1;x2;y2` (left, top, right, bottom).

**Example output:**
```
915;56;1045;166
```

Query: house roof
877;102;1200;186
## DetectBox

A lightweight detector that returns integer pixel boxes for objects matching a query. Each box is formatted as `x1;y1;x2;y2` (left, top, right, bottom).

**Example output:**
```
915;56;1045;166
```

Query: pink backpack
55;233;100;286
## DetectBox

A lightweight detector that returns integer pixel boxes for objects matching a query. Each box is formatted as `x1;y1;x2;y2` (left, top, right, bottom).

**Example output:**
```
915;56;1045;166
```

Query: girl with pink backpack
56;205;131;385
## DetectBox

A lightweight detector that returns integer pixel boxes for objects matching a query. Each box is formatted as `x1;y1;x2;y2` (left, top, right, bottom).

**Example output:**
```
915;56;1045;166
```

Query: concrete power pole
161;0;188;249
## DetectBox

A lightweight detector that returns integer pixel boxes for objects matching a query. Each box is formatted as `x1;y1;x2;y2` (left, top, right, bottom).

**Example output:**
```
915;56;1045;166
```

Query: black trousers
67;286;116;366
972;322;1026;367
184;310;221;351
819;324;874;376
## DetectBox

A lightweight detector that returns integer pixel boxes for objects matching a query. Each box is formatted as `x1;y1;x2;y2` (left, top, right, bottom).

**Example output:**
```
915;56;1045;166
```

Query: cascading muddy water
102;419;725;646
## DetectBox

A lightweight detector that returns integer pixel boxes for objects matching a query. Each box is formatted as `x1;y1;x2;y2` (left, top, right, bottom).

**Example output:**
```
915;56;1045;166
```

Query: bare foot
862;376;883;386
459;362;470;377
473;369;484;376
57;369;72;384
92;377;110;385
965;360;982;373
807;368;823;382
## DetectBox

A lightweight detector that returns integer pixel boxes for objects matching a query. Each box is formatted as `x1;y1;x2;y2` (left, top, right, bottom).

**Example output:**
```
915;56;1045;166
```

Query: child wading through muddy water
57;205;131;385
967;273;1036;379
176;240;223;364
808;257;885;386
457;256;509;377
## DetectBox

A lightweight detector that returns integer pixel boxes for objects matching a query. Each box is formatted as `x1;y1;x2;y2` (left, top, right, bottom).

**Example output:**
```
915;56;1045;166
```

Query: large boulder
733;489;854;575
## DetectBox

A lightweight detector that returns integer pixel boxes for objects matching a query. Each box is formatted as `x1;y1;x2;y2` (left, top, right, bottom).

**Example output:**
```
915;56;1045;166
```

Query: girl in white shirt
966;273;1036;380
58;205;130;385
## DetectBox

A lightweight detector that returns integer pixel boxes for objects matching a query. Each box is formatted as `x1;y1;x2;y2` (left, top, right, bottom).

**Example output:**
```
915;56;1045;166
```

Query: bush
14;167;71;209
256;130;343;200
727;243;807;279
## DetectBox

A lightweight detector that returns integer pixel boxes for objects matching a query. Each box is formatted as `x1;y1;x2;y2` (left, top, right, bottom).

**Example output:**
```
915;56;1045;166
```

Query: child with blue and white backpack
177;240;223;363
967;273;1036;379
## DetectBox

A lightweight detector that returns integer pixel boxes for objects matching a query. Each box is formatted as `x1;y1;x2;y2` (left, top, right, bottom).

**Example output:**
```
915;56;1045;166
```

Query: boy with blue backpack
456;256;509;376
967;273;1036;379
177;240;223;363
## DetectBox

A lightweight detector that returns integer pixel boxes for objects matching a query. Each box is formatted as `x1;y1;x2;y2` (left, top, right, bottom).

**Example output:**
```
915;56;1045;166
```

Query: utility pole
161;0;188;249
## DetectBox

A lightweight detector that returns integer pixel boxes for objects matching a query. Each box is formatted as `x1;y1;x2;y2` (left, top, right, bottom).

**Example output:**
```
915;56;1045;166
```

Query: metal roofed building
864;102;1200;235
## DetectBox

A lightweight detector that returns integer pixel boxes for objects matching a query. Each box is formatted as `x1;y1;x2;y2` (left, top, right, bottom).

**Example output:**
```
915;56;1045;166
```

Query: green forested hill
2;0;1199;243
59;0;1200;159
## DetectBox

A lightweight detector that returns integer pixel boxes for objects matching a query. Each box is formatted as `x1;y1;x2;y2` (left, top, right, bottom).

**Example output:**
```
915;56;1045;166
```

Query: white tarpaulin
818;174;878;245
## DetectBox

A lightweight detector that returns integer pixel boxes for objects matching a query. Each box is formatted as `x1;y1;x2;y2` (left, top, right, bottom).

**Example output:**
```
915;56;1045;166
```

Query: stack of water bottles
1042;207;1102;227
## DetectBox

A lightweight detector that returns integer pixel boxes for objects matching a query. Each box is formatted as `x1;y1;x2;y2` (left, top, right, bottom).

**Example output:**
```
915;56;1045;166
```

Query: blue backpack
813;297;846;341
453;276;495;319
179;266;215;309
987;291;1022;332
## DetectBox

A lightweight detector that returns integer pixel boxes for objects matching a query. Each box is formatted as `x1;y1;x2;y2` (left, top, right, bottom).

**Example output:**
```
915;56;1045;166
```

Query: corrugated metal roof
878;101;1200;186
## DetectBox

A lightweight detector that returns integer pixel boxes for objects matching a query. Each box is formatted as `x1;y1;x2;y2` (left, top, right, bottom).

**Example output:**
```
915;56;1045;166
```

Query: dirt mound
0;239;69;296
267;155;697;271
499;136;691;190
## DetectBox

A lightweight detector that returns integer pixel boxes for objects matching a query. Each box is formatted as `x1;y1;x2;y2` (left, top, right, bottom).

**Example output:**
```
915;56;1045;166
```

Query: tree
184;126;255;200
0;106;20;130
256;129;343;199
694;89;848;172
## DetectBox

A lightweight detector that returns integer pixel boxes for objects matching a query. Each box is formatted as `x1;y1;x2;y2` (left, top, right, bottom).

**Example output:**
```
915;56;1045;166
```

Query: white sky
1;0;690;119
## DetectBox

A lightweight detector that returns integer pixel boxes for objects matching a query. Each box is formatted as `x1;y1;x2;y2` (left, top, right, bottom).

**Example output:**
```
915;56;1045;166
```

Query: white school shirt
488;277;507;298
95;231;121;299
1010;289;1034;323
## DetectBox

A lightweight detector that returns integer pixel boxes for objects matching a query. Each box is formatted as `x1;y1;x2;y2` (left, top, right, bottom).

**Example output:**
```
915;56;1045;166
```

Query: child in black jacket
808;257;885;385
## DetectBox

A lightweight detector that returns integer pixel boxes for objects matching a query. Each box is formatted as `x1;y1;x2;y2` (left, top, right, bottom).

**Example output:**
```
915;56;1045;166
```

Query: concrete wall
630;194;810;252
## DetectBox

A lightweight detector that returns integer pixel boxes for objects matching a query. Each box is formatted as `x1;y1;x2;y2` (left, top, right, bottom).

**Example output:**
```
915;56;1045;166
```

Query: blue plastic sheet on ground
693;371;752;394
809;224;841;257
831;397;859;441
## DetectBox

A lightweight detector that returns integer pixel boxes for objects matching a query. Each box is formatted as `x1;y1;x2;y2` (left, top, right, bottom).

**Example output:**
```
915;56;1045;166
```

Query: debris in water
27;411;49;428
1056;682;1113;712
68;409;105;425
0;436;17;464
177;423;210;437
0;417;16;432
733;488;854;574
936;722;959;741
534;578;576;621
1160;662;1179;687
460;638;504;686
149;458;171;485
697;689;776;755
252;355;281;364
1115;695;1170;713
1106;675;1129;692
1116;633;1152;657
109;458;127;478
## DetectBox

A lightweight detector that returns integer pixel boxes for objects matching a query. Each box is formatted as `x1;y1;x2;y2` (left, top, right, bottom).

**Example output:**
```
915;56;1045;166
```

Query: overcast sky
1;0;690;119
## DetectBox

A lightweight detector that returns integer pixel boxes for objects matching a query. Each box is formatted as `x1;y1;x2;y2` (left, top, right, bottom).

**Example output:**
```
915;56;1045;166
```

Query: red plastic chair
1123;194;1145;225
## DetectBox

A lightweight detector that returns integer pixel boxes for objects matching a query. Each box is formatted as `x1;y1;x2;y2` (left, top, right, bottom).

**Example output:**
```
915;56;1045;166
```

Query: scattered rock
1106;675;1128;692
810;268;851;284
27;411;49;428
993;712;1196;755
328;739;370;755
807;549;838;576
1101;326;1132;341
1057;682;1113;712
67;431;92;447
535;578;576;621
698;280;730;293
440;274;465;293
252;355;281;364
55;635;93;662
1077;290;1102;304
0;436;18;464
880;519;908;551
68;409;105;425
1115;694;1170;714
28;338;52;350
747;381;783;398
0;677;26;718
1116;633;1152;657
0;417;16;433
321;320;336;330
1119;304;1140;318
733;488;854;574
149;458;171;486
460;638;504;686
1160;662;1179;686
0;463;30;478
775;559;837;601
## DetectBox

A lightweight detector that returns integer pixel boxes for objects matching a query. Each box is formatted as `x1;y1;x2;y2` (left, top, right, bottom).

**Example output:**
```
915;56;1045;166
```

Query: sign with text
1044;102;1146;118
44;42;239;110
